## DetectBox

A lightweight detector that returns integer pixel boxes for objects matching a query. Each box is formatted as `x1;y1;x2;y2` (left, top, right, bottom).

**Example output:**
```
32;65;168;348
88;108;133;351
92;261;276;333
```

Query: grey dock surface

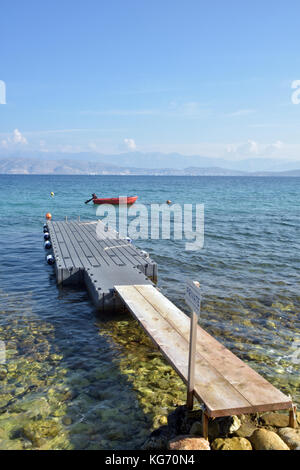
46;219;157;311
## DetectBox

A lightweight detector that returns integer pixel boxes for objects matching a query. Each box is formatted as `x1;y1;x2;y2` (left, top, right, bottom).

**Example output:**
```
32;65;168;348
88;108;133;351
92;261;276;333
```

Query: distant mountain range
0;152;300;176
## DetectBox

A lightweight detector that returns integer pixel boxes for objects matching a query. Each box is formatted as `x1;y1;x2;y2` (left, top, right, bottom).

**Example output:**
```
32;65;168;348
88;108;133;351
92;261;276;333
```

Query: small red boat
92;196;138;205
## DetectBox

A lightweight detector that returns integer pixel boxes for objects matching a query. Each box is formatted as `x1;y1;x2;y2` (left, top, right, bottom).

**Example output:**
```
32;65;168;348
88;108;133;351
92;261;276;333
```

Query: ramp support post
289;404;297;428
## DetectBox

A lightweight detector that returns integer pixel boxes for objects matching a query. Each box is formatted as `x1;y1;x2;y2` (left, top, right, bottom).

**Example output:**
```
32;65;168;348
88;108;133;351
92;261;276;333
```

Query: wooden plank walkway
115;284;293;420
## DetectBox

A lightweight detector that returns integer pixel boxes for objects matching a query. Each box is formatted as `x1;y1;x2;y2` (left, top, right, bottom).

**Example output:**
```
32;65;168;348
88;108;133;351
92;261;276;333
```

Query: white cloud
264;140;284;155
124;138;137;151
1;129;28;149
227;140;259;156
12;129;27;145
167;100;211;118
226;140;287;159
226;109;256;117
81;109;157;116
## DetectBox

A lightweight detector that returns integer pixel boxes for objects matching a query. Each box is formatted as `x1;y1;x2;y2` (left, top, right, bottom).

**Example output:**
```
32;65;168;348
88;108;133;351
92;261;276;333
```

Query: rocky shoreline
142;407;300;451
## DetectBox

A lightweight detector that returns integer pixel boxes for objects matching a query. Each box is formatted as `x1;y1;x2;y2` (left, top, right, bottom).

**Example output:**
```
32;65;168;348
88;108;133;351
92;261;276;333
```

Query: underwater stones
259;412;290;428
190;421;202;436
142;426;174;450
233;421;257;439
0;366;7;380
0;439;24;450
88;386;107;400
277;428;300;450
66;372;90;388
226;415;241;434
7;363;17;374
208;416;241;440
69;422;95;435
48;386;74;403
22;419;60;447
49;353;63;364
167;406;187;434
153;414;168;428
265;320;276;329
51;406;67;418
10;396;51;419
211;437;252;451
62;416;72;426
106;429;126;441
250;429;290;450
168;436;210;450
0;393;13;409
69;433;91;450
93;407;118;423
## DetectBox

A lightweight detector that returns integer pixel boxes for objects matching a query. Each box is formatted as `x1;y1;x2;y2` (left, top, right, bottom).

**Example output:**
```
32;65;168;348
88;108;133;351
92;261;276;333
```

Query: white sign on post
185;280;201;316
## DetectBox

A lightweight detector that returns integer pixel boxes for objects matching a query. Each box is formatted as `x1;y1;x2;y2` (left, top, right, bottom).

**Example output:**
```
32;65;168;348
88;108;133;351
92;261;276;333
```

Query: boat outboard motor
44;241;52;250
46;254;55;265
44;232;50;241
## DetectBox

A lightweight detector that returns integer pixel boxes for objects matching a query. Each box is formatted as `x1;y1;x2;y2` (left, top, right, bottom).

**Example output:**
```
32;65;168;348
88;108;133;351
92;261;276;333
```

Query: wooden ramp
115;284;293;419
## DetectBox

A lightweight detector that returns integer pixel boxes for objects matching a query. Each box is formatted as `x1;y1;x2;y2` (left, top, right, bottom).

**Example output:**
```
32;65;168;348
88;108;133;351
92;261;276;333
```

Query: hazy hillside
2;150;300;173
0;156;300;176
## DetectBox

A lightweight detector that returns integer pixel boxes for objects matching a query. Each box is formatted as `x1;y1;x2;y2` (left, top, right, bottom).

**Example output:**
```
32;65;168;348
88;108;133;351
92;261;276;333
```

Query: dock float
44;219;296;438
46;219;157;311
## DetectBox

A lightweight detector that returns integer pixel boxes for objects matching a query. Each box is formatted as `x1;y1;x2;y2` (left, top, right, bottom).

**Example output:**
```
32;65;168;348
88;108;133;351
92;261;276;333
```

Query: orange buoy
45;212;52;220
166;200;172;205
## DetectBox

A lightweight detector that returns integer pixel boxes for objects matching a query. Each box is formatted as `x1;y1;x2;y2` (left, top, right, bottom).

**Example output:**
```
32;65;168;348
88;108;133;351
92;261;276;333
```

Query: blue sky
1;0;300;160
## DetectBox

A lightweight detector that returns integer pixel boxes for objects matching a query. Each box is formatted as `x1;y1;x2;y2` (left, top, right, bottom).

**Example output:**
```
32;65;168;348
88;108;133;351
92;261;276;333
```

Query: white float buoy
46;254;55;265
44;241;52;250
44;232;50;241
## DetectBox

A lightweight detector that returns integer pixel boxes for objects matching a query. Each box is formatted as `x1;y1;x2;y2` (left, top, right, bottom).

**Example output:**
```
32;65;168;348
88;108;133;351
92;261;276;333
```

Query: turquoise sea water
0;175;299;450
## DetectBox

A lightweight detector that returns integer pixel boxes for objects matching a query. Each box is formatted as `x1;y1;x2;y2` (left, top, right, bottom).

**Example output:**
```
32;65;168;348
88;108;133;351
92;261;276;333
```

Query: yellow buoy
50;192;54;197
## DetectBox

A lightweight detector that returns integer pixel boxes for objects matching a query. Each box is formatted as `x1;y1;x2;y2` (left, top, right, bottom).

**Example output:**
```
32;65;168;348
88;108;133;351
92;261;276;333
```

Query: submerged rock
259;412;290;428
250;429;290;450
208;415;241;440
0;439;24;450
22;420;60;447
190;421;202;436
168;436;210;450
142;426;174;450
234;421;257;439
10;396;50;419
278;428;300;450
211;437;252;451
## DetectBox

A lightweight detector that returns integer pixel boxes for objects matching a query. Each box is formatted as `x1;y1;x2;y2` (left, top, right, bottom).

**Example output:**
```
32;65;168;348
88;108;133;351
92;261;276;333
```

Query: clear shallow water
0;175;299;450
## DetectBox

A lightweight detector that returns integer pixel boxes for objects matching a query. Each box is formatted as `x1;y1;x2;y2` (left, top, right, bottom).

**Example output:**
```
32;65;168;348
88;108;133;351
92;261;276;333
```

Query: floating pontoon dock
46;219;157;311
44;219;296;438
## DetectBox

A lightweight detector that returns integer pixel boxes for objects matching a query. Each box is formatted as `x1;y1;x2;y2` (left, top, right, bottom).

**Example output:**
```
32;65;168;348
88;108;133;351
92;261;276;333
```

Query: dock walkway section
115;284;295;437
46;219;157;311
